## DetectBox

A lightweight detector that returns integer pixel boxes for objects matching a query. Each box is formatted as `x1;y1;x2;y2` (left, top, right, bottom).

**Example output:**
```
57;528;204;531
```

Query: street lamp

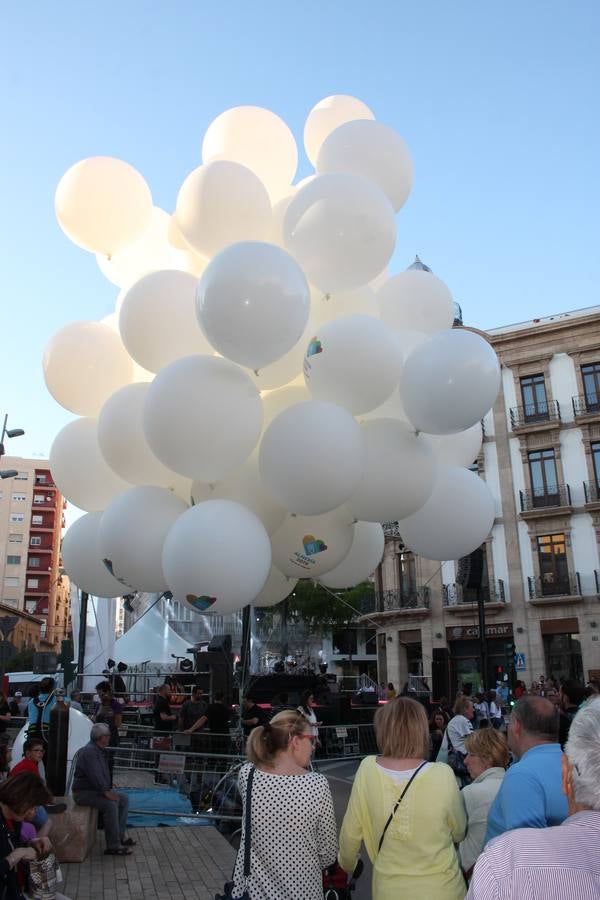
0;415;25;472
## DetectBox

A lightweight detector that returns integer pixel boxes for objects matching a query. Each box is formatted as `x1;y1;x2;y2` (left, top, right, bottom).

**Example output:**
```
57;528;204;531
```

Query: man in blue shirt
27;677;57;733
485;695;568;843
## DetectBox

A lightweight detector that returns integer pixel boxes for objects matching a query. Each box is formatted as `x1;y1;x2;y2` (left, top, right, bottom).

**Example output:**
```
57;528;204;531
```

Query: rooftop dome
406;255;463;325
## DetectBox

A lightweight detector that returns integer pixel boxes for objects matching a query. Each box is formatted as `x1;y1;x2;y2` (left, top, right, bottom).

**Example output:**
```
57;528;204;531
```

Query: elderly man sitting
467;696;600;898
73;723;135;856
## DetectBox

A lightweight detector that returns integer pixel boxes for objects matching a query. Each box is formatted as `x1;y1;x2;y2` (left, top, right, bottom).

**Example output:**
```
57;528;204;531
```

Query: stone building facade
367;305;600;698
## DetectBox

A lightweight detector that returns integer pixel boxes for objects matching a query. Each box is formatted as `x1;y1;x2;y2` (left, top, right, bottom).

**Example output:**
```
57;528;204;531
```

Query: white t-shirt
376;761;431;783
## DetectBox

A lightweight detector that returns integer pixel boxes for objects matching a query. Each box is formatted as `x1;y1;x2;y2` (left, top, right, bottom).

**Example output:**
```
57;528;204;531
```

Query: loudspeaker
432;647;449;702
33;652;58;674
467;547;485;590
207;634;232;653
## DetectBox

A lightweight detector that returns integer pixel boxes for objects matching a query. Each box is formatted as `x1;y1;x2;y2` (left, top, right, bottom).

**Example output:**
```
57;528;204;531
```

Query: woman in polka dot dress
232;709;338;899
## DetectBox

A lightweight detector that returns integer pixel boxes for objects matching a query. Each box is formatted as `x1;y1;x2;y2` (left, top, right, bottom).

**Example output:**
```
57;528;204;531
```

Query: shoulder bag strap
377;761;428;855
243;766;255;880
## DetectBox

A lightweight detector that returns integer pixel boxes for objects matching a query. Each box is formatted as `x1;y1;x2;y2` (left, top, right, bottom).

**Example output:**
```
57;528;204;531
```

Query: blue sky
1;0;599;461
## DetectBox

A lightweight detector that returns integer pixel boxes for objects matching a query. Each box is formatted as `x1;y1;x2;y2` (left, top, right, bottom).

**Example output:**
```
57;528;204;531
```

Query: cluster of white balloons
47;95;501;617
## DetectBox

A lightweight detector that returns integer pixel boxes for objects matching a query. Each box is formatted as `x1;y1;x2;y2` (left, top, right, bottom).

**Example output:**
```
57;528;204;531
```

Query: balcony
519;484;572;518
443;580;506;612
572;394;600;420
583;482;600;507
382;521;401;539
376;587;430;614
509;400;561;431
527;572;582;604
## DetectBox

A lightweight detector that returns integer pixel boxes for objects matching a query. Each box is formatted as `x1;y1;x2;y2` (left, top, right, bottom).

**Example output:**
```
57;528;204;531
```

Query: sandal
105;847;132;856
121;838;137;846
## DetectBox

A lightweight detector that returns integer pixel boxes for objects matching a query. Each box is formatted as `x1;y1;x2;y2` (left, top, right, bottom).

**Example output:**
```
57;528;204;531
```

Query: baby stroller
323;859;364;900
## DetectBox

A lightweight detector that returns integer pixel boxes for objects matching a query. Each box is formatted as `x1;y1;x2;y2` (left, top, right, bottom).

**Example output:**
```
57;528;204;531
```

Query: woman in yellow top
339;697;466;900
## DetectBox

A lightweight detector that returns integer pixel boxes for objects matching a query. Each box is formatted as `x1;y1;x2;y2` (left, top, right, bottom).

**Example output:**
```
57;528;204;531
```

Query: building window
364;629;376;654
332;629;358;656
30;536;42;547
35;474;47;484
398;546;417;599
592;442;600;492
11;493;27;502
28;557;40;568
31;515;43;525
4;577;19;588
6;555;21;565
581;363;600;412
33;495;45;505
10;514;24;523
520;374;549;421
3;598;18;609
537;534;569;596
528;449;559;505
15;472;28;480
8;533;23;543
27;578;39;589
543;632;583;683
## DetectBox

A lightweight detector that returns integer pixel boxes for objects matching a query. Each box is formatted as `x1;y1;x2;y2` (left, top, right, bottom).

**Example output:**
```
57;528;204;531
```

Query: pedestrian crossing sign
514;652;526;671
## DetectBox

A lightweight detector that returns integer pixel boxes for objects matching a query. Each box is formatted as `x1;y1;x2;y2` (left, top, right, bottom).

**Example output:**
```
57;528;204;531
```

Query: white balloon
97;383;192;498
397;465;495;561
283;173;396;293
43;321;134;417
310;284;378;328
261;384;311;429
175;161;271;259
50;418;131;512
55;156;153;256
62;512;128;597
319;521;384;589
96;208;206;287
271;510;355;578
143;355;263;482
255;566;297;607
270;189;296;246
303;315;402;414
196;242;310;370
401;329;501;435
202;106;298;202
317;119;414;212
162;500;271;613
245;318;315;392
119;270;213;373
304;95;375;166
377;269;454;336
99;486;188;592
347;419;437;522
361;387;409;423
425;422;484;468
210;453;286;535
100;314;154;384
259;401;366;515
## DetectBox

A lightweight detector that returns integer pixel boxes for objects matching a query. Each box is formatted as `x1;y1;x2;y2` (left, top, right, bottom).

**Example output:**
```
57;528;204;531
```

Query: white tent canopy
113;601;193;666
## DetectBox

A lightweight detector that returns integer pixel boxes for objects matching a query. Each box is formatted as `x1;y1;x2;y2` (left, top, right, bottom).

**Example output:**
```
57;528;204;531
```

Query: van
6;671;64;698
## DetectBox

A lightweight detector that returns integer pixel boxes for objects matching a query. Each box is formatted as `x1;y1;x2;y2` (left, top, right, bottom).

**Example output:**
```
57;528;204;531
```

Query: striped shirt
467;810;600;899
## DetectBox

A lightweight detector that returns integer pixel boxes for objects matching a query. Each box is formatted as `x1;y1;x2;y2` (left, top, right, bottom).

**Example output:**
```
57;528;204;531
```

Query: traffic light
505;641;516;657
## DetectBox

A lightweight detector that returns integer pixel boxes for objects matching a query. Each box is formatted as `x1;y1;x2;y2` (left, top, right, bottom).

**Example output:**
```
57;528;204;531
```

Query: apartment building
0;458;69;651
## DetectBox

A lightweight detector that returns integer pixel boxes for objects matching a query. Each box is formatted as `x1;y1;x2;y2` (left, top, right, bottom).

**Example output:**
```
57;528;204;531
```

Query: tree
6;647;34;672
287;581;374;628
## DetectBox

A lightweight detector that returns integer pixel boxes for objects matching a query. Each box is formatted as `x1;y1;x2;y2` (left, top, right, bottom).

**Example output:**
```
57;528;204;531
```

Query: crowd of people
232;676;600;899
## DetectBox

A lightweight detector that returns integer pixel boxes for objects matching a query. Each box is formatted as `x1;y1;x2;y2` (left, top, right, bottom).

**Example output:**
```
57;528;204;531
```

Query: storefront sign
446;623;513;641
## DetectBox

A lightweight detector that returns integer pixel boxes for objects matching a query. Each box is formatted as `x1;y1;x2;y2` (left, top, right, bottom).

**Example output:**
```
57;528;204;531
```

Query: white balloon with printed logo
304;95;374;166
259;401;366;515
254;565;297;607
97;383;191;498
55;156;153;256
425;422;484;468
401;329;501;434
143;355;263;482
347;419;437;522
43;321;134;417
162;500;271;614
202;106;298;202
119;270;213;373
210;453;286;536
271;510;355;579
175;161;271;259
99;486;188;592
319;521;385;589
303;315;402;414
317;119;414;212
397;465;496;561
196;242;310;370
50;418;131;512
62;512;129;597
377;269;455;336
283;173;396;293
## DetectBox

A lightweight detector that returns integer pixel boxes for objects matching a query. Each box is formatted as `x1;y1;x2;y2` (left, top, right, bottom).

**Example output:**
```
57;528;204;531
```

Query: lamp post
0;414;25;480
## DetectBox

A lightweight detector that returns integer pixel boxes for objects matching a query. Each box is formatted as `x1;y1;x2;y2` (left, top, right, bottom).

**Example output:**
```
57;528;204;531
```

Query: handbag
446;735;469;778
377;761;428;854
215;766;255;900
28;850;62;900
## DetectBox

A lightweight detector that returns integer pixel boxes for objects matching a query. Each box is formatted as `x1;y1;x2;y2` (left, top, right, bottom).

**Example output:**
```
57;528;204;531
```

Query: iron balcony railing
572;394;600;417
443;580;506;606
374;588;430;612
382;521;401;538
528;571;581;600
519;483;571;512
583;481;600;503
509;400;560;429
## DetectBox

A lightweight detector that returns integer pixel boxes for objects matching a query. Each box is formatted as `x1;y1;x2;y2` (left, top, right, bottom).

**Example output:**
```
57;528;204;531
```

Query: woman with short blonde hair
459;728;508;875
339;697;466;899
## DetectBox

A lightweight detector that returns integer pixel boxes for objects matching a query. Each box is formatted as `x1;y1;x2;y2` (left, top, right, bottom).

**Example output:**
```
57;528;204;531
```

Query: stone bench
48;798;98;863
